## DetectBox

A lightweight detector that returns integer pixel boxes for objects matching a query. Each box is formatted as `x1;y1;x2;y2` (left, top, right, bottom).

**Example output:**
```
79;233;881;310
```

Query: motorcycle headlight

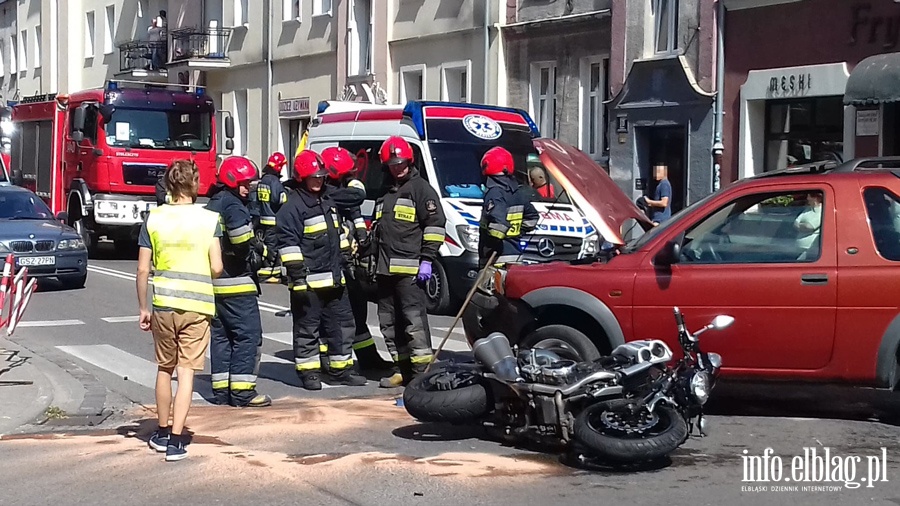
455;224;480;253
691;371;712;405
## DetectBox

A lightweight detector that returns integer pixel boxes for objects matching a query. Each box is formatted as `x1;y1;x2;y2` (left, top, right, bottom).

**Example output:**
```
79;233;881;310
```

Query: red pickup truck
464;142;900;391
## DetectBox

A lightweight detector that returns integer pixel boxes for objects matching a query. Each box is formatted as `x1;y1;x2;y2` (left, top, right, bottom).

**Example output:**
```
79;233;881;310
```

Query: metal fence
118;40;168;72
170;27;233;62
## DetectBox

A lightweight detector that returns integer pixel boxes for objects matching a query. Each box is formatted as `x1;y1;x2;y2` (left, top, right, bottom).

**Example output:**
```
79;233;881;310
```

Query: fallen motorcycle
403;306;733;464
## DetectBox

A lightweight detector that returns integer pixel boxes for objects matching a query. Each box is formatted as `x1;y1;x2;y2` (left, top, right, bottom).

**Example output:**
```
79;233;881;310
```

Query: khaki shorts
151;310;211;371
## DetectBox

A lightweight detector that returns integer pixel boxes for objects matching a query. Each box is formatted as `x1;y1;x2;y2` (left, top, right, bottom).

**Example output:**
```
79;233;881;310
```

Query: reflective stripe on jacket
146;205;219;316
206;188;260;298
257;170;288;226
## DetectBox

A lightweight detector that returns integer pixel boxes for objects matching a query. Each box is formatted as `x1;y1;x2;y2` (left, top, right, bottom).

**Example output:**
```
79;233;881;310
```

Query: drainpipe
483;2;490;103
711;0;725;192
265;0;274;159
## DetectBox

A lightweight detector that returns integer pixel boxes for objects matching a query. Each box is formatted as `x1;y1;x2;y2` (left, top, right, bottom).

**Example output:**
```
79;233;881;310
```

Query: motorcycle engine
518;349;580;385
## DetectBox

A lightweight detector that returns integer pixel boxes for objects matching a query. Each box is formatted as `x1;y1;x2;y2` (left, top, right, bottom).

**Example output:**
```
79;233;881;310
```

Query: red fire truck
9;81;234;254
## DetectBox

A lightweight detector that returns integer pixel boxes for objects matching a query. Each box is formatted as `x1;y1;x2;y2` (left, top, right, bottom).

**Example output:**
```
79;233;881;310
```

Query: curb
0;343;55;436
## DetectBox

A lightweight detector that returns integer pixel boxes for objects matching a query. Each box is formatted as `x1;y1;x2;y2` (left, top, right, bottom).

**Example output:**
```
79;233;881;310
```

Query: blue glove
416;261;432;284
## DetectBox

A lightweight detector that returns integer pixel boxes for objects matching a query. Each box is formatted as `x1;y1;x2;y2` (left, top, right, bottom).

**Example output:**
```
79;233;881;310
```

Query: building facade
723;0;900;182
608;0;719;216
502;0;613;164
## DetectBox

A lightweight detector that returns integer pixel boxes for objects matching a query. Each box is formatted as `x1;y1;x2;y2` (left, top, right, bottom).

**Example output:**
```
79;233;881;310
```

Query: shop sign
768;74;813;97
856;109;879;137
279;97;310;118
850;3;900;49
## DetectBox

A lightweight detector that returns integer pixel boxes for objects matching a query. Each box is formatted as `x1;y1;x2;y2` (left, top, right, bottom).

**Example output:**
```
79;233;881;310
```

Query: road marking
17;319;85;327
57;344;204;401
87;265;138;281
263;327;471;353
101;316;140;323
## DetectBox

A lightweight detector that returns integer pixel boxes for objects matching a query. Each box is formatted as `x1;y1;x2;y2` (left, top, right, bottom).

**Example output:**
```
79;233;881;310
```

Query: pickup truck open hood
534;138;653;245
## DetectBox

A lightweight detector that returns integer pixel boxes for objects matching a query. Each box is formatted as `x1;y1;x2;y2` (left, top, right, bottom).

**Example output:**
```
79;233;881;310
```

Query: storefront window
764;97;844;172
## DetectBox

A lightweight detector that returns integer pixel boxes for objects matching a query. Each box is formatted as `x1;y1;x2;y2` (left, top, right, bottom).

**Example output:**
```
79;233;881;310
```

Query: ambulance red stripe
422;106;528;125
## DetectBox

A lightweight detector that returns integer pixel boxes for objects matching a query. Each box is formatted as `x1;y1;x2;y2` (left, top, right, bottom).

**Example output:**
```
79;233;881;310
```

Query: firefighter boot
245;394;273;407
326;369;368;386
299;372;322;391
379;359;412;388
354;345;394;373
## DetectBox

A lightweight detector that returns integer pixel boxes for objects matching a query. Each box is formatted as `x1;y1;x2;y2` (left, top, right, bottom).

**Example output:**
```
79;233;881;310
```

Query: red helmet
379;136;414;166
218;156;258;188
481;147;514;177
266;152;287;170
321;146;356;180
293;150;327;181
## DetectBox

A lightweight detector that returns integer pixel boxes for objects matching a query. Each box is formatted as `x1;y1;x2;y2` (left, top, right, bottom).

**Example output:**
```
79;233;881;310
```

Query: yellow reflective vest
146;204;220;316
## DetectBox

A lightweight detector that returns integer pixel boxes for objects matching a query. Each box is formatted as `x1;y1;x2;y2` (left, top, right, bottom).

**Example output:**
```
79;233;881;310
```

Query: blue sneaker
148;430;169;453
165;438;187;462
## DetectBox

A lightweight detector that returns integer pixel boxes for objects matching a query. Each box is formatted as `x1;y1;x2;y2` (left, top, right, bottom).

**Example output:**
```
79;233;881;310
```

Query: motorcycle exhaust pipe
472;332;522;382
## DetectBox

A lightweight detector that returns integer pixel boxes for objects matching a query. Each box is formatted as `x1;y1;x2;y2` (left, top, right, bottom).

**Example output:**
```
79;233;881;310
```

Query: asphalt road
2;246;900;505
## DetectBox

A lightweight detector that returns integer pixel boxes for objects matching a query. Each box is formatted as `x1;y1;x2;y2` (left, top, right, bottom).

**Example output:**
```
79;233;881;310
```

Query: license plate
18;256;55;266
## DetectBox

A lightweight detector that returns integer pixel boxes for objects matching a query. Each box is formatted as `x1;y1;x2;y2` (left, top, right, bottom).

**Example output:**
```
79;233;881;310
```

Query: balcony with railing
168;27;234;69
117;39;169;80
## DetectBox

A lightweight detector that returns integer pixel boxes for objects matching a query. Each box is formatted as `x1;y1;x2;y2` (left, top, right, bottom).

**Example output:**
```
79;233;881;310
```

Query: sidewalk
0;337;85;436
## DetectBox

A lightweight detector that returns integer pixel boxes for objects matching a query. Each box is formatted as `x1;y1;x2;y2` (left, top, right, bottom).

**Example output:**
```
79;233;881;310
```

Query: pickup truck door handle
801;273;829;285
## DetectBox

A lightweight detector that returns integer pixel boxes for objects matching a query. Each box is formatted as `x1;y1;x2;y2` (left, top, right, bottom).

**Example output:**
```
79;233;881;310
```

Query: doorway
639;126;687;215
285;118;309;177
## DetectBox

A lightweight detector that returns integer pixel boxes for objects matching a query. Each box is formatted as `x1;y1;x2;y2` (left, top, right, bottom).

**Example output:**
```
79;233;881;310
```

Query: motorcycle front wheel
403;368;490;423
573;399;688;464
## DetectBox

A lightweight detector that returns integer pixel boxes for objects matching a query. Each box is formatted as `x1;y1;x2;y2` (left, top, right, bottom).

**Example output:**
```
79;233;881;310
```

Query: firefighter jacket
326;177;368;257
275;186;365;292
256;168;288;227
372;168;446;276
155;175;170;207
479;174;540;265
145;204;219;316
206;186;262;298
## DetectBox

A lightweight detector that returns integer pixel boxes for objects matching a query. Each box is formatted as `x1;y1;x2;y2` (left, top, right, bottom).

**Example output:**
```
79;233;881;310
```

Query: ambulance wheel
425;260;451;315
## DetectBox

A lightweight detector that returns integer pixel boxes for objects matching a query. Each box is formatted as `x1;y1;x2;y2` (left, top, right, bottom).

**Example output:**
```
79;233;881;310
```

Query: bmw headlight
58;238;85;250
456;224;480;253
690;371;712;405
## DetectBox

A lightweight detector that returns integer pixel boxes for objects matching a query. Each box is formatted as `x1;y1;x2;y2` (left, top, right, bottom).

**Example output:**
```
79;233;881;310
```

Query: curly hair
165;160;199;200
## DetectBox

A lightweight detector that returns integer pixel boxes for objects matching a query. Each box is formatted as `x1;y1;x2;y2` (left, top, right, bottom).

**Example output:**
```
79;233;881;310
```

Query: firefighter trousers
375;274;434;374
291;286;355;374
257;225;281;279
210;295;264;407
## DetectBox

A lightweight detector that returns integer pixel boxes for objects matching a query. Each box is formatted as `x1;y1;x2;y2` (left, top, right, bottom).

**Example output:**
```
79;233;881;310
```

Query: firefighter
369;136;446;388
276;150;368;390
256;152;289;283
479;146;540;269
155;172;170;207
205;156;272;408
321;146;393;373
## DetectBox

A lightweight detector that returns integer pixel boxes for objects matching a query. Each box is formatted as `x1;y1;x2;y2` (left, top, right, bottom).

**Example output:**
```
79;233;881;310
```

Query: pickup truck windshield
103;109;212;152
428;141;571;204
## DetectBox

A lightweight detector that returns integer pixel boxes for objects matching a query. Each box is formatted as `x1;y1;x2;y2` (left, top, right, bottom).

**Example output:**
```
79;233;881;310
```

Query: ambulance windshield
103;109;213;151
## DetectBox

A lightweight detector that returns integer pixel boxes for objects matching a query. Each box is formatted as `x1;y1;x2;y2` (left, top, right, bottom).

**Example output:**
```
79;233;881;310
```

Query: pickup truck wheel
425;260;451;315
521;325;602;362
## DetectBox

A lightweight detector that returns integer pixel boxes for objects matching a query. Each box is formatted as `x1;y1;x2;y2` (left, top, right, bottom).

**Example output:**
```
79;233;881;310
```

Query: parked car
0;186;88;289
465;144;900;391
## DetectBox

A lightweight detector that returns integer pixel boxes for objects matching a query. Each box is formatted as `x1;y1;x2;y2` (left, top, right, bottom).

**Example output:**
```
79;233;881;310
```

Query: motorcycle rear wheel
403;369;490;423
573;399;688;464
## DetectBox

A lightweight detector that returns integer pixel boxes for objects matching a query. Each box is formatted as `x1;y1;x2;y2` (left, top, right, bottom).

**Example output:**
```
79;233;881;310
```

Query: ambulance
306;101;600;314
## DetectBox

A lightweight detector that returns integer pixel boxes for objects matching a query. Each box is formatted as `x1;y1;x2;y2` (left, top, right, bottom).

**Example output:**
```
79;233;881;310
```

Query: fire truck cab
10;81;233;254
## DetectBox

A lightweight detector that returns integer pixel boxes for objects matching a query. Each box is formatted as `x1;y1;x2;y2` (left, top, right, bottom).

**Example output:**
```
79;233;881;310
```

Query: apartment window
18;30;26;72
104;6;115;54
531;63;558;138
234;0;249;26
348;0;372;76
313;0;332;16
441;62;470;103
400;65;425;102
653;0;678;54
9;36;16;74
581;57;610;158
33;26;41;68
283;0;300;21
85;11;96;58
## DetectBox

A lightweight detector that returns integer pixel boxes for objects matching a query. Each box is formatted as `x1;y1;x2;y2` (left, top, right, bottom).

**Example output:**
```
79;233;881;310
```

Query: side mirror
224;116;234;139
710;315;735;330
99;104;115;122
55;211;69;223
654;240;681;267
225;139;234;151
73;106;86;131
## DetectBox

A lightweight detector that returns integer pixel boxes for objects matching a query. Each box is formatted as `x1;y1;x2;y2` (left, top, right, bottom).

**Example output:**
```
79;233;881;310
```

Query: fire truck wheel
72;217;97;257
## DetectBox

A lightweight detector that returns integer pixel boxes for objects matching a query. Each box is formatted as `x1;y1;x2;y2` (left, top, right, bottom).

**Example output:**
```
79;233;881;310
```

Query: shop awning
844;52;900;106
